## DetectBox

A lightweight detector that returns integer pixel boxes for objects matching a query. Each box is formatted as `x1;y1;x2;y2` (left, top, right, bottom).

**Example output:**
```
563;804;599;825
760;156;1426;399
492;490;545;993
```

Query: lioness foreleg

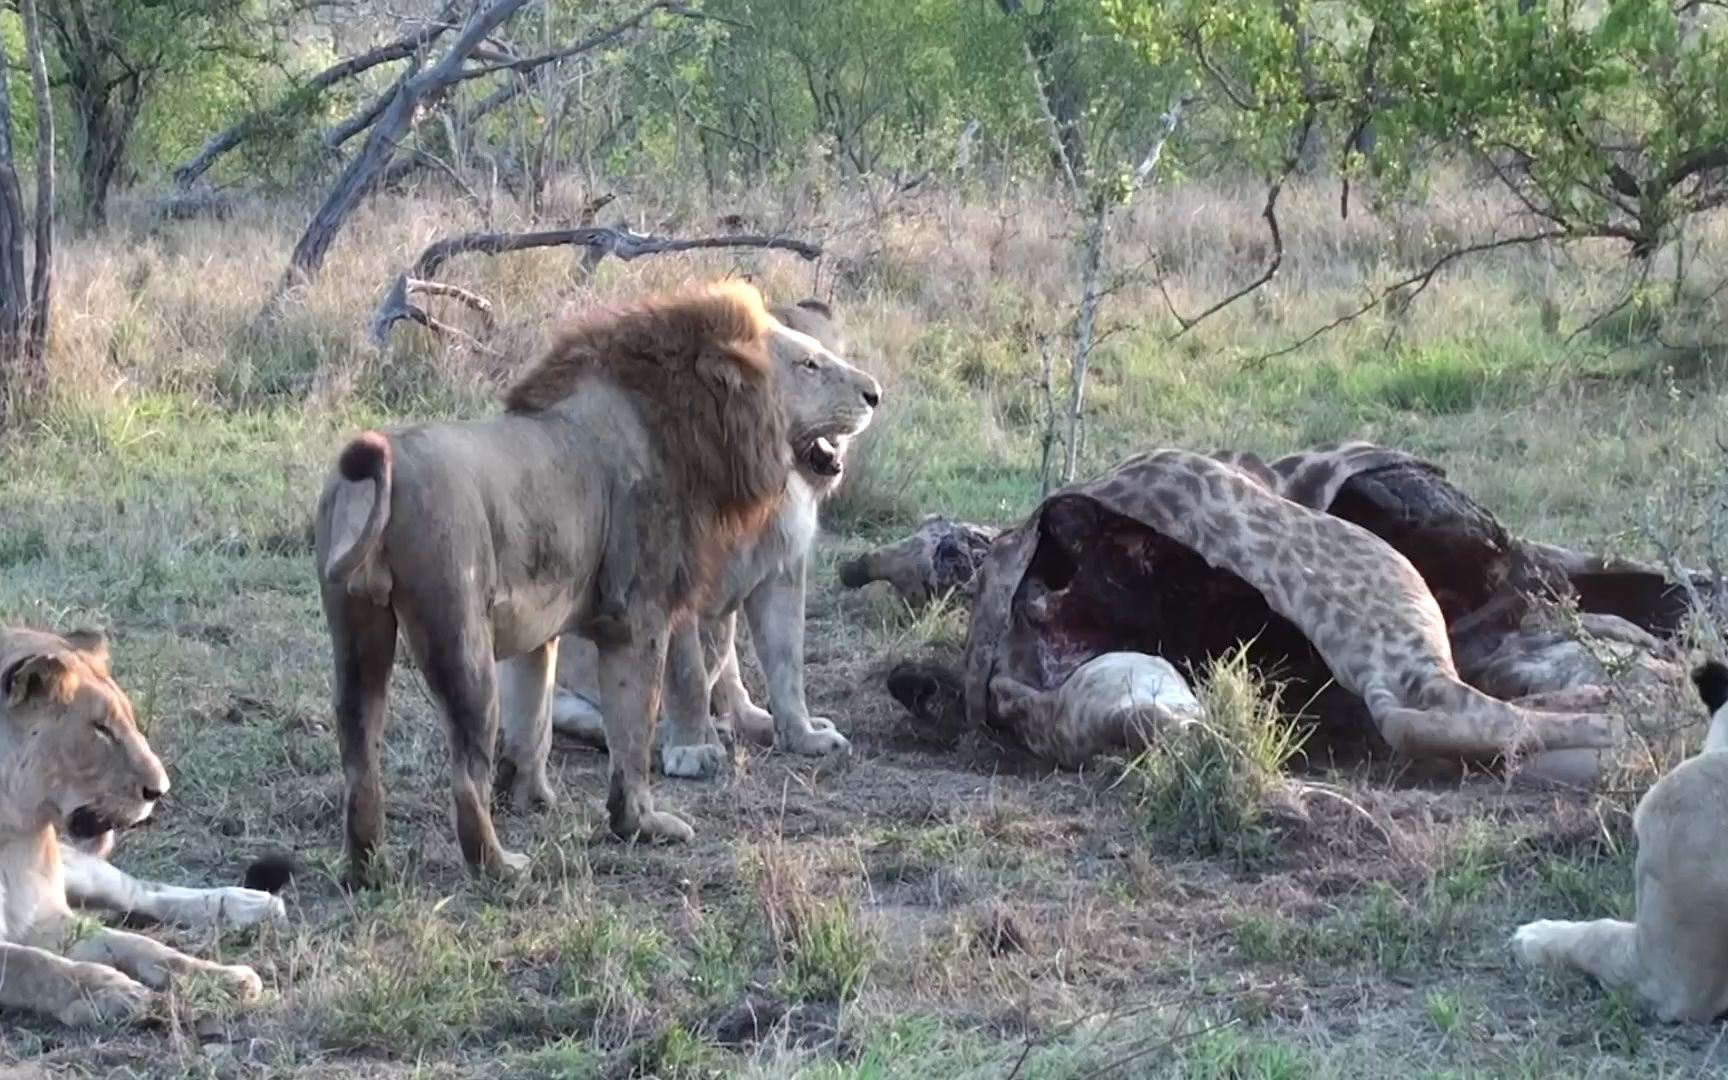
1512;919;1651;1001
659;620;727;780
62;846;285;930
63;924;263;1004
598;607;694;843
742;557;850;758
0;941;153;1027
496;638;560;811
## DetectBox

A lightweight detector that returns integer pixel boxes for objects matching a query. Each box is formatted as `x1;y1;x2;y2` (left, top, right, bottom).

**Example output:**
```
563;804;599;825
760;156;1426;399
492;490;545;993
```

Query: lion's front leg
658;619;727;780
597;606;694;843
0;941;153;1027
64;925;263;1004
741;556;850;759
61;846;285;930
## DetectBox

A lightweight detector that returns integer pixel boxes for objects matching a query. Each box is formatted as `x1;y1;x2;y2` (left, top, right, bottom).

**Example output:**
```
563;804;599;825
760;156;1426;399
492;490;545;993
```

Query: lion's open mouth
798;435;846;478
67;806;119;840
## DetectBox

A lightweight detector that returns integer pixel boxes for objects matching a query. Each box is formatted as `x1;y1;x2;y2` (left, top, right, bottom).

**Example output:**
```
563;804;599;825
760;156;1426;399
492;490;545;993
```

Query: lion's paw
56;966;153;1028
729;702;777;746
661;741;727;779
486;848;532;879
639;810;695;844
780;719;851;758
509;769;558;813
1511;920;1571;967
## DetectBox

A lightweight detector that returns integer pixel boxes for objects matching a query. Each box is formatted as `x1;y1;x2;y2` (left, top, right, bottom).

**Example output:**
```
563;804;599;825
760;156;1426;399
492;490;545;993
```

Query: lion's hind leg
322;584;398;888
404;610;526;878
0;941;152;1027
65;925;262;1004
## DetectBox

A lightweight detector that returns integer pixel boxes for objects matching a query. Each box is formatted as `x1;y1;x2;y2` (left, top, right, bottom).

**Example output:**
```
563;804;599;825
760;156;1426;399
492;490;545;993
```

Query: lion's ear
3;653;78;709
63;628;110;669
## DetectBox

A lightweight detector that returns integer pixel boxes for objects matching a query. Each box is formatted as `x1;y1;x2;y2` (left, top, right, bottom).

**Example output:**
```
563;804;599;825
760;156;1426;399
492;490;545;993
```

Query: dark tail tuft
1693;659;1728;714
242;853;298;895
837;557;871;589
337;431;390;483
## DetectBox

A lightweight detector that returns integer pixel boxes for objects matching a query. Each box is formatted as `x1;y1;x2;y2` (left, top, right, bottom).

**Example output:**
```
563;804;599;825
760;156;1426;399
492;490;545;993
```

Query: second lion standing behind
546;298;880;774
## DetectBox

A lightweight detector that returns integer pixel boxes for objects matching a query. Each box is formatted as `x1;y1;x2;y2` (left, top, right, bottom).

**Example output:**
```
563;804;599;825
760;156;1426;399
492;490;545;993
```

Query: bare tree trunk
174;14;456;190
20;0;52;371
266;0;533;314
1063;195;1106;484
1036;332;1058;497
69;81;137;227
0;25;30;424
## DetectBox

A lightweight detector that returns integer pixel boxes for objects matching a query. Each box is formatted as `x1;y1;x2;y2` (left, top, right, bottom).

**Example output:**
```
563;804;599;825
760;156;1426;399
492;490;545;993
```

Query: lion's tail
323;431;393;587
1693;659;1728;754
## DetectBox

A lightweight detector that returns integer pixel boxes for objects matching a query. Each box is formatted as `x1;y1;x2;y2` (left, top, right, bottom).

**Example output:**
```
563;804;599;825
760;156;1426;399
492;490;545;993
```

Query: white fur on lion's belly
1059;652;1203;720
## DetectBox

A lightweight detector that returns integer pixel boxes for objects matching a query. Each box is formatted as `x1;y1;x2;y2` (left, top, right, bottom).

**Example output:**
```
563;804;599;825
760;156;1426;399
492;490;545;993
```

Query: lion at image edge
0;625;286;1028
1513;658;1728;1022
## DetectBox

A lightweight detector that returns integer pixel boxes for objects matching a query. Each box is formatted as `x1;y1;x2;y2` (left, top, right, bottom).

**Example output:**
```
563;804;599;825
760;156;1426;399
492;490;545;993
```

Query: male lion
316;282;878;883
1512;660;1728;1022
1;627;277;1027
544;298;882;773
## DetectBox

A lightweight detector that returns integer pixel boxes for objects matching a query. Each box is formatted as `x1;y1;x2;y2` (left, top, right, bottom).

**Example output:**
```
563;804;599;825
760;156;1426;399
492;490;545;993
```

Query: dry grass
1;172;1726;1076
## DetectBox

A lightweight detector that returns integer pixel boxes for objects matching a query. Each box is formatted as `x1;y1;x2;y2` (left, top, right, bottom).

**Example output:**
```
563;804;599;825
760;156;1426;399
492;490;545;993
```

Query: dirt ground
2;529;1724;1079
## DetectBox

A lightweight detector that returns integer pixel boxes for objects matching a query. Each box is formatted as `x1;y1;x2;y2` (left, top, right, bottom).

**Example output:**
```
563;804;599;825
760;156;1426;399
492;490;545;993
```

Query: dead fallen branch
369;226;820;346
410;225;821;279
367;273;498;350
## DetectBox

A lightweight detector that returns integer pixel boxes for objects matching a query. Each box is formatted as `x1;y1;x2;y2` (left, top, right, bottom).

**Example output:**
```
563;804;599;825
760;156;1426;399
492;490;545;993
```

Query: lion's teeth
814;437;837;458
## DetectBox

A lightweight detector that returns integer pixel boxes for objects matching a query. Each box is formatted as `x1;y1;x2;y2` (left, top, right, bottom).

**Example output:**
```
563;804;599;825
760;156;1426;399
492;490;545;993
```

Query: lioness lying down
547;298;880;773
317;282;880;882
1513;660;1728;1021
0;627;281;1027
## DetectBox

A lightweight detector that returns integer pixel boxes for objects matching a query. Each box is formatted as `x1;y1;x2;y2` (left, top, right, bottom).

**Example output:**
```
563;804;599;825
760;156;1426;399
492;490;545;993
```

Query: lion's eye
799;356;820;372
92;721;115;743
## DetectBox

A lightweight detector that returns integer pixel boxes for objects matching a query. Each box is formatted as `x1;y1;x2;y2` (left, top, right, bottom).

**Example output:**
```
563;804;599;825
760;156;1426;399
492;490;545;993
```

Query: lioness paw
213;964;265;1002
200;887;288;929
780;718;851;758
661;741;727;779
1511;920;1571;966
56;967;153;1027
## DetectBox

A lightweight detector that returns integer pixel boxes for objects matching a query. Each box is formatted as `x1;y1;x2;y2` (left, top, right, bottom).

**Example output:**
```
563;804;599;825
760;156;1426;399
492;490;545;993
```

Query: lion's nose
142;784;166;802
863;384;881;409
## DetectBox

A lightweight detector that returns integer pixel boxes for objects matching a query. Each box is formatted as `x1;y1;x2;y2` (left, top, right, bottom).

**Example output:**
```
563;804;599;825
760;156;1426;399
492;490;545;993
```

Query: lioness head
0;628;169;839
769;298;881;495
